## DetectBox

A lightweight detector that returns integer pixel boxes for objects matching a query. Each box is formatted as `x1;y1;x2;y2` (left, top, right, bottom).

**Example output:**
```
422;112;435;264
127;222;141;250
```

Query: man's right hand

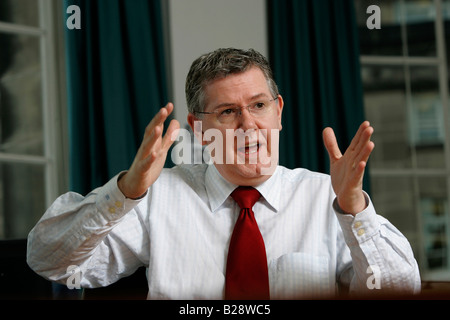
118;103;180;199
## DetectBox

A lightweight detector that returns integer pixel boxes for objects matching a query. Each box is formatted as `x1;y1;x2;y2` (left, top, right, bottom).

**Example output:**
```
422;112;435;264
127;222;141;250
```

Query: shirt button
115;201;123;208
357;228;365;236
354;221;362;229
108;207;116;214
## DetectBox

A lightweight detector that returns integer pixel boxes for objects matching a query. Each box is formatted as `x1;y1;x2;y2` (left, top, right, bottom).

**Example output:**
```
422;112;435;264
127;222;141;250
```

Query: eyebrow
211;93;270;110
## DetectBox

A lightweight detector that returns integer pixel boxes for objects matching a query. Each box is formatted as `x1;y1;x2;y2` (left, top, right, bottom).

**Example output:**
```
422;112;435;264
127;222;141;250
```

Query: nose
237;107;257;130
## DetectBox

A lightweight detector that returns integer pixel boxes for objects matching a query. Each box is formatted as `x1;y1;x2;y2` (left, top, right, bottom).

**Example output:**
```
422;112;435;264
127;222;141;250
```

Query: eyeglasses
194;97;278;124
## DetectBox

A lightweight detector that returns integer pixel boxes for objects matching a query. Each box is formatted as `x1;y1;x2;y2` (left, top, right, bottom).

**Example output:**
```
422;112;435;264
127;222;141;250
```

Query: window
355;0;450;280
0;0;67;239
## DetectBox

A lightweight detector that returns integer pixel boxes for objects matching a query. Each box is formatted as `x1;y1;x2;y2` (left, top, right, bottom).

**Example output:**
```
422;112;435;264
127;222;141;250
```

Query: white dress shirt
27;164;421;299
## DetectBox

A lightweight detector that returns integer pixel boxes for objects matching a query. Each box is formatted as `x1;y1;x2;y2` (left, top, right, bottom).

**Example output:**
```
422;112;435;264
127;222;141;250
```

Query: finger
323;127;342;161
162;119;181;151
139;122;163;160
145;103;174;136
354;124;374;150
140;150;159;172
346;161;366;188
355;140;375;166
350;141;374;186
348;121;371;152
139;103;175;156
349;125;374;165
164;102;174;115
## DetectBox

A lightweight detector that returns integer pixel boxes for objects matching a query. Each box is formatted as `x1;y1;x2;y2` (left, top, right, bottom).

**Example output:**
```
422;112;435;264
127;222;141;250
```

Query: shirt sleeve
333;192;421;295
26;171;148;288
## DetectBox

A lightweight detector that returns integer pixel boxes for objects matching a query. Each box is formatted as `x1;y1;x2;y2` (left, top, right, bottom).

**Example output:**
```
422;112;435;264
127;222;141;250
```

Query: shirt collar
205;164;280;213
254;166;280;213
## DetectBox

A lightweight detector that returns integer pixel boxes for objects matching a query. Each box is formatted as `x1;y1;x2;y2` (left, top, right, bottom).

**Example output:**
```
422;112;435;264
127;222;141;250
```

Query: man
27;48;420;299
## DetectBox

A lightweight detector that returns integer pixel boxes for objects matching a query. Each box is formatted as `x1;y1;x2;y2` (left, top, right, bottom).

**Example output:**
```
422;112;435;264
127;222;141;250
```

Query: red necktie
225;186;270;300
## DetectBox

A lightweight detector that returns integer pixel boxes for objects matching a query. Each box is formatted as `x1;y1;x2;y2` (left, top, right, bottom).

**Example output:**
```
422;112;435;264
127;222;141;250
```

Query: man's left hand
322;121;375;216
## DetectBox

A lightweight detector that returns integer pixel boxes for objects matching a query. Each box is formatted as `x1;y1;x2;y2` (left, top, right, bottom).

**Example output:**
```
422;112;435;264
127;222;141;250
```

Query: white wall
168;0;268;128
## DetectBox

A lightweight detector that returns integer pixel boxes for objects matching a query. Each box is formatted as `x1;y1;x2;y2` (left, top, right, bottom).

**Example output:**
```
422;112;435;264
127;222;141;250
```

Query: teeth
238;142;259;155
239;143;259;154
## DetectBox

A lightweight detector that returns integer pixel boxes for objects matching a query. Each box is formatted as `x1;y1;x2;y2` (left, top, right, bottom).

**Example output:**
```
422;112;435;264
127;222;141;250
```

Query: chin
217;163;275;186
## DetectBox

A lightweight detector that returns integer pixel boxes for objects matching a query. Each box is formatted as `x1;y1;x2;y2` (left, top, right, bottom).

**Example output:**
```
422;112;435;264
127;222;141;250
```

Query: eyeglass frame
193;96;279;123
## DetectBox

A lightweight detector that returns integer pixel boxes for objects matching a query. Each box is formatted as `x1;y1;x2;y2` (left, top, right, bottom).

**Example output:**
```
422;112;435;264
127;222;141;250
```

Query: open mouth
237;142;260;155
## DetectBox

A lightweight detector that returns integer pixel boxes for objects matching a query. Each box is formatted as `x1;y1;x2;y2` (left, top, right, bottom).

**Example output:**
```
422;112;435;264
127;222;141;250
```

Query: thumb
323;127;342;162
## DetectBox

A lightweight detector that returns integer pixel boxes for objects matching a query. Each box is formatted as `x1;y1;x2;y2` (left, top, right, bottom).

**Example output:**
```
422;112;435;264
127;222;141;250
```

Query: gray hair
185;48;279;114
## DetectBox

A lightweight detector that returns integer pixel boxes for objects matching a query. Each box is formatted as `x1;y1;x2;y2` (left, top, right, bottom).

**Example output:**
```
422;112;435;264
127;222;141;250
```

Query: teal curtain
64;0;170;195
268;0;369;188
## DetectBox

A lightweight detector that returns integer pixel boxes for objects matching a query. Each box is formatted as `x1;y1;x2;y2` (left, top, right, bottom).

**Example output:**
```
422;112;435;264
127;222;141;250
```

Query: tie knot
231;186;261;209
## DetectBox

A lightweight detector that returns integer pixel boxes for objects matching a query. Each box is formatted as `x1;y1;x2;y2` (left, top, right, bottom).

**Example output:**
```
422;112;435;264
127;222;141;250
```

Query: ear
187;112;196;132
276;95;284;131
187;113;207;146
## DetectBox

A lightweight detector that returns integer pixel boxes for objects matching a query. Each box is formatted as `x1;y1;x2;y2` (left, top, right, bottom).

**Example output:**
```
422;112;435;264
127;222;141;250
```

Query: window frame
0;0;68;238
359;0;450;280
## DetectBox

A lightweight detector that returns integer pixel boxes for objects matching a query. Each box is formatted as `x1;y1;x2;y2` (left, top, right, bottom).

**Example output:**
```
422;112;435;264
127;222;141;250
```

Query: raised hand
118;103;180;199
322;121;375;216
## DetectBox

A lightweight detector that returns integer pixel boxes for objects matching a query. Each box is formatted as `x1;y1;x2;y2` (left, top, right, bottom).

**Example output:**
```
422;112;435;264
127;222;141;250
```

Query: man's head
186;48;284;186
185;48;279;114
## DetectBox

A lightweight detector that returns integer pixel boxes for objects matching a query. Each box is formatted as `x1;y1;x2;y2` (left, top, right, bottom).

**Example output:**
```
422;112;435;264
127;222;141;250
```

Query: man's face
188;66;284;186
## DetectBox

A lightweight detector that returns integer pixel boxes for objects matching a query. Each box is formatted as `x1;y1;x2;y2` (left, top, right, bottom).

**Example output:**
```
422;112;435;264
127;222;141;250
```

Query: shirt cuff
96;171;146;220
333;192;381;246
